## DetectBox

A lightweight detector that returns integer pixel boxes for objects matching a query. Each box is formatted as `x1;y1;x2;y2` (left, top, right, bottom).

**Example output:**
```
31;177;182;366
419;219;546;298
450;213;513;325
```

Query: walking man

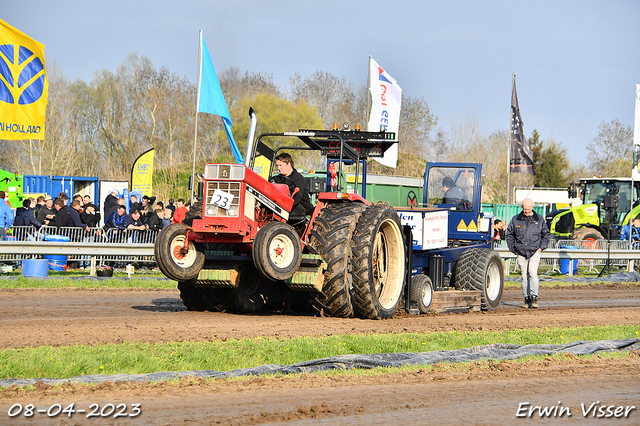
506;198;551;309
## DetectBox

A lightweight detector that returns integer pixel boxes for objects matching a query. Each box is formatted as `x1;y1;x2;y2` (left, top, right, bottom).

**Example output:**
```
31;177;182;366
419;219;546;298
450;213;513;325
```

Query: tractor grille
205;181;241;217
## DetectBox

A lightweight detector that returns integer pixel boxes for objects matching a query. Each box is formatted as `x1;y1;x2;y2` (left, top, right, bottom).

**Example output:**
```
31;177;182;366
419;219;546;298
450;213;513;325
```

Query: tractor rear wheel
234;264;267;313
252;221;302;281
177;281;209;311
155;223;205;281
351;205;406;319
178;280;237;312
454;248;504;311
308;202;365;318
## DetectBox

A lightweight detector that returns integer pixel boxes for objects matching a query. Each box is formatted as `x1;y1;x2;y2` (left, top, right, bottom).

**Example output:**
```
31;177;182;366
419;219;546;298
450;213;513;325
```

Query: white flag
633;83;640;179
367;56;402;168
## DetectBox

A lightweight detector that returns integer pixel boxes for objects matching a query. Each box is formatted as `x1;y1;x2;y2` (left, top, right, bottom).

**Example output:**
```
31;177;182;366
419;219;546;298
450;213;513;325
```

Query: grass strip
1;325;638;380
0;276;176;289
0;275;624;290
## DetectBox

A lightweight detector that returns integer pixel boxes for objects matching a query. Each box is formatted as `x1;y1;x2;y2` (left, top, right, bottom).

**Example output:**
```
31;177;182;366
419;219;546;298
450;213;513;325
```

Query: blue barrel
44;254;67;271
43;234;70;271
22;259;49;277
559;258;578;275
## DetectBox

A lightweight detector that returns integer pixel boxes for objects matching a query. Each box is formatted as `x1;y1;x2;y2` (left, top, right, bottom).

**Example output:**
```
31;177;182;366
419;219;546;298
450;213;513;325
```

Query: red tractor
154;109;407;319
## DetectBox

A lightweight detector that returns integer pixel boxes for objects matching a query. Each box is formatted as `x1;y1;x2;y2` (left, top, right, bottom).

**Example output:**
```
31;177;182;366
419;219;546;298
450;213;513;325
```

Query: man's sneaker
530;295;539;309
523;297;530;309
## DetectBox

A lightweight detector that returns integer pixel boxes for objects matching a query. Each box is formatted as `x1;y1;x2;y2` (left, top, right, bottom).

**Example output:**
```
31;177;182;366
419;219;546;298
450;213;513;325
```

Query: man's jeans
517;251;541;298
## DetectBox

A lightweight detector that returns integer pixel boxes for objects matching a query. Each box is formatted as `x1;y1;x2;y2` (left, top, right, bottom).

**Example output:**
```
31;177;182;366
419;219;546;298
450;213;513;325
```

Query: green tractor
545;177;640;242
0;169;25;208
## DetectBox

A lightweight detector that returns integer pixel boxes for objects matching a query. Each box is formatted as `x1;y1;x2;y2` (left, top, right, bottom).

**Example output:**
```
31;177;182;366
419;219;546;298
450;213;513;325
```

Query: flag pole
631;83;640;264
191;30;203;203
506;73;515;223
367;56;372;124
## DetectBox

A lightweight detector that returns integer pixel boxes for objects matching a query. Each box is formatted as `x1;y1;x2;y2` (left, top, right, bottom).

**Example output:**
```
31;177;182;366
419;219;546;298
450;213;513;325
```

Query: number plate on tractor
211;189;234;209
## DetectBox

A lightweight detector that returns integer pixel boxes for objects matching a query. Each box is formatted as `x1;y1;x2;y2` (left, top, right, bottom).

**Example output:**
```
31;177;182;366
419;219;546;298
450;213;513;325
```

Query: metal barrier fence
493;238;640;275
1;226;159;266
2;226;639;276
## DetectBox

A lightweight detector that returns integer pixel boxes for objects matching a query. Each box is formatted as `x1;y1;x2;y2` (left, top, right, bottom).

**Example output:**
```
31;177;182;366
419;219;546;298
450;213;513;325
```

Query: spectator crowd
0;188;191;243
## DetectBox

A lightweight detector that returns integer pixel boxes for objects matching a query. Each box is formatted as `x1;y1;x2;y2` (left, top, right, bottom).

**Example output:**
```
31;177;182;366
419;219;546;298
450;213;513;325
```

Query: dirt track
1;284;639;425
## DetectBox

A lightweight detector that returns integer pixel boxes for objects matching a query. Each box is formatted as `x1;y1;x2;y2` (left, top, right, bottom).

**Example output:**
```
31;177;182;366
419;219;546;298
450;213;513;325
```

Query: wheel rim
373;218;405;310
421;282;432;307
485;261;502;301
268;234;295;269
169;235;196;268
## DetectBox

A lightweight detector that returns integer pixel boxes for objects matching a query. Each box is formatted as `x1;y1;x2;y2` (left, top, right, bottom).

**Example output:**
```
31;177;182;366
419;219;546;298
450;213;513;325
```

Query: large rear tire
454;248;504;311
234;264;267;313
155;223;205;281
178;280;237;312
308;203;365;318
351;205;406;319
252;221;302;281
177;281;209;311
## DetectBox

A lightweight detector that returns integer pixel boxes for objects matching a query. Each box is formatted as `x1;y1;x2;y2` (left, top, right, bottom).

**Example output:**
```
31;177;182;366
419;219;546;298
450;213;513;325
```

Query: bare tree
586;119;633;176
289;71;353;128
9;62;84;176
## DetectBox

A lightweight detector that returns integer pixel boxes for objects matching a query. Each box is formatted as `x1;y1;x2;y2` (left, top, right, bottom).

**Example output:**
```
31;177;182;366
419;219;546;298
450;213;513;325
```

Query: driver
441;176;469;210
272;153;313;217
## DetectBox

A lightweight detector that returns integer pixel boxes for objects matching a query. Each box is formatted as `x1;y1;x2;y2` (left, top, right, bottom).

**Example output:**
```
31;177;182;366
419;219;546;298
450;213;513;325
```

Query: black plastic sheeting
506;271;640;283
2;339;638;388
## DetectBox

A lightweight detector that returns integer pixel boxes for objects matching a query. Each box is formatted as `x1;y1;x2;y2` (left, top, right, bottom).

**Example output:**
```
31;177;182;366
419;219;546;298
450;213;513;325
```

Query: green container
345;174;423;207
492;204;545;223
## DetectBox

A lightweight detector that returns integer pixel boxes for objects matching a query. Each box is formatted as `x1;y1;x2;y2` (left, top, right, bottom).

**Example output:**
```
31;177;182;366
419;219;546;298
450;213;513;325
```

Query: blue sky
3;0;639;166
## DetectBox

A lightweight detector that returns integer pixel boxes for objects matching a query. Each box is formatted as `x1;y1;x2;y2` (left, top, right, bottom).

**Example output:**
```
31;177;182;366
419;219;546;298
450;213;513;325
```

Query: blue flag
197;33;243;164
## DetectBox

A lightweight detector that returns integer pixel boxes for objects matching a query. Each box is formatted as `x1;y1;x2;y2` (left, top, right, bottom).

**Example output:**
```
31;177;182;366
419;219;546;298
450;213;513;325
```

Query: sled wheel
411;274;433;314
351;205;406;319
455;248;504;311
155;223;204;281
253;221;302;281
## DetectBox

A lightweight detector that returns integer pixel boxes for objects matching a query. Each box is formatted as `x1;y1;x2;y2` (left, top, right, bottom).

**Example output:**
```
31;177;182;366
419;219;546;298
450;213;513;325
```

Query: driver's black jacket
273;167;313;215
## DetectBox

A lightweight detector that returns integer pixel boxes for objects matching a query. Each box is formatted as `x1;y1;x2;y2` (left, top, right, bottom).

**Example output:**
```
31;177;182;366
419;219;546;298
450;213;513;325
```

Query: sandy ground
0;284;639;424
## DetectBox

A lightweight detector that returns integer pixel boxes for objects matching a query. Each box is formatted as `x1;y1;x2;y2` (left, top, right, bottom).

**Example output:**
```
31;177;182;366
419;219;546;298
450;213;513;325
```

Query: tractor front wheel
155;223;205;281
253;221;302;281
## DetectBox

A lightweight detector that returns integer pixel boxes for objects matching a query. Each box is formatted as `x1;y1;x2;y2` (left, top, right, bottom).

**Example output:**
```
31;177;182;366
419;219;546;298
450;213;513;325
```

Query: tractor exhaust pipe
244;107;257;167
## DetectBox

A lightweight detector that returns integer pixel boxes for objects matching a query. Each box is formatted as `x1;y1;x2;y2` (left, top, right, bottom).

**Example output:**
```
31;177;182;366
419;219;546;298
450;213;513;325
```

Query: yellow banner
253;155;272;180
131;148;154;197
0;19;48;140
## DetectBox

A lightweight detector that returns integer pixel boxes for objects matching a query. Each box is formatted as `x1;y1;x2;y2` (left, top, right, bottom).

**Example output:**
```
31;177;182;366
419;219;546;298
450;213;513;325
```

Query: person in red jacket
171;198;187;224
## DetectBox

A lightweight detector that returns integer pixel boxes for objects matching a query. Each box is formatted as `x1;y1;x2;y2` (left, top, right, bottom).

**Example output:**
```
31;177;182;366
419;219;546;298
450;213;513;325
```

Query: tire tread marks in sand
308;203;365;318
